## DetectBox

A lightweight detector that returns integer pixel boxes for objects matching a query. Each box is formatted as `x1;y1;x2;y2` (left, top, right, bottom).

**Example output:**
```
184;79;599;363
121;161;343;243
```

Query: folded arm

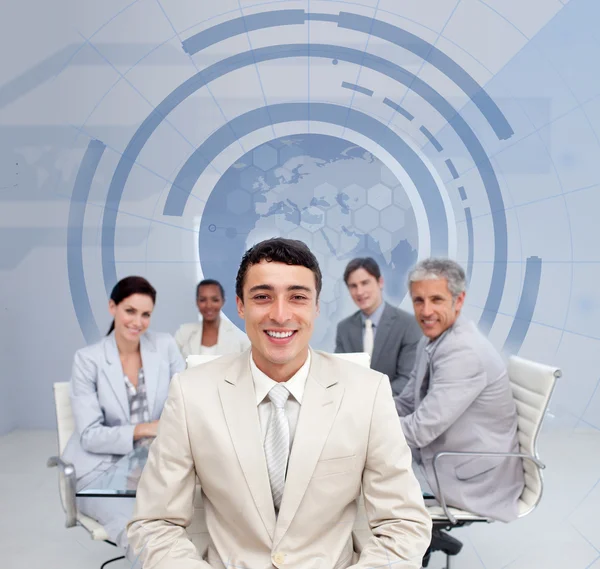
400;345;486;449
70;351;135;456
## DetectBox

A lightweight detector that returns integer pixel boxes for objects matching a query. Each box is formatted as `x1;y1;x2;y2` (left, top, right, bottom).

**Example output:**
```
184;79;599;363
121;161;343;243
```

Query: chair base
100;555;125;569
100;540;125;569
422;527;464;568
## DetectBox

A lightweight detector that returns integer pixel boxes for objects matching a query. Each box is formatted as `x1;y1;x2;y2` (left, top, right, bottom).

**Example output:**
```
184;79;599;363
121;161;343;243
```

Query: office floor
1;423;599;569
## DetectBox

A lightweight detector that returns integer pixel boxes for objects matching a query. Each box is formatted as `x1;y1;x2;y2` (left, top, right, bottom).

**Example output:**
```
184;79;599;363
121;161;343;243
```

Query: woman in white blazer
61;276;185;553
174;279;250;359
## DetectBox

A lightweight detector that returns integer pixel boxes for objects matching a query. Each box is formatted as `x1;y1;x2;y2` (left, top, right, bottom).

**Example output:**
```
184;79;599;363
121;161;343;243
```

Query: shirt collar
360;301;385;328
250;351;311;406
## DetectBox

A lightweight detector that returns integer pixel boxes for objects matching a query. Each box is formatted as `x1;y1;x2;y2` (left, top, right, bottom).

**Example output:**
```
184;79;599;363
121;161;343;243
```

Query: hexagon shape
393;184;412;210
380;164;399;187
312;227;339;256
340;183;367;210
287;225;312;248
338;229;361;257
239;165;264;191
380;205;406;232
278;142;305;166
301;206;325;233
271;170;293;192
253;144;278;171
367;183;393;210
313;182;338;209
353;205;379;233
325;206;353;232
226;189;251;216
325;256;348;281
318;283;337;304
252;189;269;206
370;227;393;254
274;206;299;232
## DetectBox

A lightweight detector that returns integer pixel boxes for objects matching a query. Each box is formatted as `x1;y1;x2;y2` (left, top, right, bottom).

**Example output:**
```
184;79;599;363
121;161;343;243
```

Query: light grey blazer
335;302;422;396
62;331;185;481
395;316;524;522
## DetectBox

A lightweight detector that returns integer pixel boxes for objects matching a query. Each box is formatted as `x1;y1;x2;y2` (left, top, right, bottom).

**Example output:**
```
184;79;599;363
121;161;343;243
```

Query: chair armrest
47;456;78;528
431;450;544;525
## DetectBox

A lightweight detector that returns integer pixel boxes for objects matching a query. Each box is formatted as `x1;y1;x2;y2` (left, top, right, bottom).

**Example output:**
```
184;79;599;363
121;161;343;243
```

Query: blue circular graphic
200;133;418;347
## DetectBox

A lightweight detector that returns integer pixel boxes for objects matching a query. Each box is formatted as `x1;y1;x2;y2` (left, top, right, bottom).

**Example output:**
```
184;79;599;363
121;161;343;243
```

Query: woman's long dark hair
107;276;157;335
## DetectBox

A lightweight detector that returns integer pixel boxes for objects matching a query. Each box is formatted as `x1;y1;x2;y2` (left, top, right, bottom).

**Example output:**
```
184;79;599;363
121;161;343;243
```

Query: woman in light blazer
61;276;184;552
174;279;250;359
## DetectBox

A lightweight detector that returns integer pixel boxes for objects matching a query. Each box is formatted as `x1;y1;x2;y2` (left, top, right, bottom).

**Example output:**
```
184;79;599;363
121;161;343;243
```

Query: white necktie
364;318;374;358
264;384;290;512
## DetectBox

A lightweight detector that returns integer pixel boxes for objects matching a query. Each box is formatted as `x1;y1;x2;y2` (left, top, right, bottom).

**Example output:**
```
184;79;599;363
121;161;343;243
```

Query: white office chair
185;354;225;368
47;382;125;568
424;355;561;568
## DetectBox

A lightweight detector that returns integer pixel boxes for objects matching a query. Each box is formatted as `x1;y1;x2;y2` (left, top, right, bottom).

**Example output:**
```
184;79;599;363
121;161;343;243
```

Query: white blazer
174;316;250;358
62;331;185;480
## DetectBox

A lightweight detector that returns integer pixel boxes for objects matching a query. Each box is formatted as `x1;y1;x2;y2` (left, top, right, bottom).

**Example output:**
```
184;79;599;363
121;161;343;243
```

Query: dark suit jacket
335;302;422;396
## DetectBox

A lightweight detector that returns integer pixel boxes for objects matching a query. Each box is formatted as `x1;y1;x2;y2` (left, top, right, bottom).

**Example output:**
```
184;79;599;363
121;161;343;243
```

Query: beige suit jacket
128;349;431;569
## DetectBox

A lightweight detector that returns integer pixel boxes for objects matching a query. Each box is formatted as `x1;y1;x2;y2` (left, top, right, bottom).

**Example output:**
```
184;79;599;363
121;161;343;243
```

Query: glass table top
76;445;149;497
75;444;438;501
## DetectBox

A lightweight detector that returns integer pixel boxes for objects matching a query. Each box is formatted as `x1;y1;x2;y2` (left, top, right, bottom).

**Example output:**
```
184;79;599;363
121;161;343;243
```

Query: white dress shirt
250;351;311;450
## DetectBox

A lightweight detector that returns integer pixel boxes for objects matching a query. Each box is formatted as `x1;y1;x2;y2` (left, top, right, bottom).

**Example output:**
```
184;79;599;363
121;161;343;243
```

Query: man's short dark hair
343;257;382;284
196;279;225;300
235;238;322;301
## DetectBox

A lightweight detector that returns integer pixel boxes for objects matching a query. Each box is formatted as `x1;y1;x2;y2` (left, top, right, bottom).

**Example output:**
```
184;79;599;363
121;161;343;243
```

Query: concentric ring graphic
68;6;539;354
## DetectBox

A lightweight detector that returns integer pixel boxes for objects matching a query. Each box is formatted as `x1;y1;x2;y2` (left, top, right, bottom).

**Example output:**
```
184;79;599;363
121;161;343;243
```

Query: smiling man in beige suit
127;238;431;569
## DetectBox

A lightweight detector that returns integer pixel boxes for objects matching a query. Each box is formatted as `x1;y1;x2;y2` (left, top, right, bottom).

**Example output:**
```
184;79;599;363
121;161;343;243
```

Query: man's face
346;267;384;316
236;260;319;381
410;278;465;340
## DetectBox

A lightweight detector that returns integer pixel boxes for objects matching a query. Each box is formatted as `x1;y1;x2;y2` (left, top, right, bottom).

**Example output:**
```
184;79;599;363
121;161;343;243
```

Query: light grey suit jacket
62;331;185;480
395;316;524;522
128;349;432;569
335;302;422;396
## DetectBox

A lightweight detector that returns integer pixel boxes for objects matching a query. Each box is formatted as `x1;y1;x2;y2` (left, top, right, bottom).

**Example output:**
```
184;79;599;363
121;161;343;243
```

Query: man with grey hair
395;258;524;523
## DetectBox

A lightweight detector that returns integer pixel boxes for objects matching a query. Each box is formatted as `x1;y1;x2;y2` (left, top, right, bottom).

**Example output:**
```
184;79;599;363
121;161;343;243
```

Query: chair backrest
507;355;560;517
186;352;371;370
53;382;75;455
51;382;76;515
331;352;370;368
186;354;224;369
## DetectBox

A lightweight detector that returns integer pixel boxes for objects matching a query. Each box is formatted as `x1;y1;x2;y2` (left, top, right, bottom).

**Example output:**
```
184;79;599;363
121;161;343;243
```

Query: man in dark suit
335;257;422;396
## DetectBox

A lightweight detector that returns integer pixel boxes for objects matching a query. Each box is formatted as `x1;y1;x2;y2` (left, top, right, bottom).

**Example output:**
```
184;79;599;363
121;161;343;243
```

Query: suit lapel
218;353;276;540
348;312;363;352
103;334;130;421
273;351;344;548
370;303;394;368
140;334;159;417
